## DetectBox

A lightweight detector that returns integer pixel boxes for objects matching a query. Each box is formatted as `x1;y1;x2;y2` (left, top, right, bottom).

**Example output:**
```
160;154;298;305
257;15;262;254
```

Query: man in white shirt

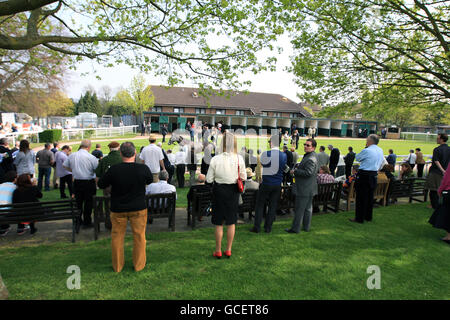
63;140;99;228
139;134;165;182
175;148;187;188
146;171;177;210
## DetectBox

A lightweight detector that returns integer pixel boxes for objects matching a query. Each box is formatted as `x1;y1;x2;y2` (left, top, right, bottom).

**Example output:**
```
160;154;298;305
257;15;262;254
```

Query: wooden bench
187;188;213;229
0;200;79;243
239;189;258;221
93;193;177;240
373;180;390;206
341;181;356;211
387;177;427;205
313;182;342;213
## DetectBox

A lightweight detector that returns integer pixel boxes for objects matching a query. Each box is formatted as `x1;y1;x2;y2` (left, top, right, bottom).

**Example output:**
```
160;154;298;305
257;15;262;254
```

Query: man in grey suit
286;138;319;234
316;146;329;172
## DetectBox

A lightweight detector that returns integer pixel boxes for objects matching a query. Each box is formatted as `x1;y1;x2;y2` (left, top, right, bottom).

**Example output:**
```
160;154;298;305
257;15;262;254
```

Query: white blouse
206;152;247;184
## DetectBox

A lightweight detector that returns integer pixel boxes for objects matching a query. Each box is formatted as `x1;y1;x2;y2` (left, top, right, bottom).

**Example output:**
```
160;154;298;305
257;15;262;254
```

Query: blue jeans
38;167;52;191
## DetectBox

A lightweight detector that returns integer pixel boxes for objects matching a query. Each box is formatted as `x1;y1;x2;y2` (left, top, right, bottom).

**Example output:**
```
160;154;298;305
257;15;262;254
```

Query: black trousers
345;164;352;179
410;163;415;170
73;179;96;225
254;184;281;232
417;164;425;178
59;174;73;198
430;190;440;210
329;162;338;177
355;170;378;223
166;165;174;184
176;164;186;188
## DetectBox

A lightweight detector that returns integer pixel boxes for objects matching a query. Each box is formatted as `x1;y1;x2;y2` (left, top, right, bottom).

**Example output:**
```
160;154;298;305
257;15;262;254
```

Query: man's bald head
197;174;206;184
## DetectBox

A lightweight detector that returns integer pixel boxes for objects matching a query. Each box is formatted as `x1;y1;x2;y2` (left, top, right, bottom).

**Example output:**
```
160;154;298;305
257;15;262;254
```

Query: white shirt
175;151;186;165
63;149;98;180
167;153;176;166
146;180;176;195
139;144;164;173
406;153;417;165
206;152;246;184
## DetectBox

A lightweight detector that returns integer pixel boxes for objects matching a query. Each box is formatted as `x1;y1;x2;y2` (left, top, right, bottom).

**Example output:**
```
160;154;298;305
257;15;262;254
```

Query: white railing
400;132;437;142
61;126;139;141
0;126;138;144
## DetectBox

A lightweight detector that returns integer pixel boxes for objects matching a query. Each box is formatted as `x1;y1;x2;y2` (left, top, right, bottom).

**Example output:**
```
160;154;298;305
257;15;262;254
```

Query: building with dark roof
143;85;377;137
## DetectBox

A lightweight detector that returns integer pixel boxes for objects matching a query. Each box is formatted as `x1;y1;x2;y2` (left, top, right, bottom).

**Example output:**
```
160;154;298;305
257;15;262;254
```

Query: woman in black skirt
206;132;246;258
430;168;450;243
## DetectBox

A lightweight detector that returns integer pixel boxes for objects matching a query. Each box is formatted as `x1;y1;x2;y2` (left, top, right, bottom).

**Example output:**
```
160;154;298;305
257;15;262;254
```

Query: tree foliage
0;0;283;90
280;0;449;106
74;91;101;116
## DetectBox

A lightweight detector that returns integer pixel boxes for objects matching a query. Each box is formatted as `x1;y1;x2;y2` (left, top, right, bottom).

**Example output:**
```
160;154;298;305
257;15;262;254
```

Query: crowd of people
0;130;448;272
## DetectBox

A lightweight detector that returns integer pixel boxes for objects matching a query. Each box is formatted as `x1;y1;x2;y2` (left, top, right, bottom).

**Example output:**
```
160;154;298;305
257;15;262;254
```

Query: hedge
38;129;62;143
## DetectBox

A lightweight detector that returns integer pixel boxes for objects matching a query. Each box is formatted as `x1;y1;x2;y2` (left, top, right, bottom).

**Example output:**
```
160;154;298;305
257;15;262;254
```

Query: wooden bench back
0;200;78;224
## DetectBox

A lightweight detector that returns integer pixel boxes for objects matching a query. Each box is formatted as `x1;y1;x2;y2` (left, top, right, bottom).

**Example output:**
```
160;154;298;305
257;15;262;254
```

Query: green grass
41;177;190;208
0;202;449;299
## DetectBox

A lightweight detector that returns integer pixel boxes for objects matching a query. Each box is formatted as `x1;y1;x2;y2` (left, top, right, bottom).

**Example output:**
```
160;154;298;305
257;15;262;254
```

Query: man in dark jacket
344;146;356;178
328;145;340;177
286;138;319;234
160;124;168;143
0;138;14;183
283;145;293;184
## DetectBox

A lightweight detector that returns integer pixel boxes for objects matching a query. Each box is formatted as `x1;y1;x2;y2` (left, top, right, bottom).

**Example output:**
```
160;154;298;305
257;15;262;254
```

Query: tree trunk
0;273;8;300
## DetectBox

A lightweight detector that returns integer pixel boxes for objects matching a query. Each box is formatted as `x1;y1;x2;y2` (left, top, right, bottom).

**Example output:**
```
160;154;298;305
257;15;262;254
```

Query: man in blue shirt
350;134;385;224
250;135;287;233
0;171;18;236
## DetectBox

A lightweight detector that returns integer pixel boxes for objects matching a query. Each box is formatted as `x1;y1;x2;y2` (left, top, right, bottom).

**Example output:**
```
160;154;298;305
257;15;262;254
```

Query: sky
64;36;303;104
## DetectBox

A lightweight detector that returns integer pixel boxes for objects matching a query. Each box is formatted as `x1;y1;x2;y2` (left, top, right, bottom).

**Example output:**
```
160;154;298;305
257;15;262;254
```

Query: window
153;107;162;112
262;112;268;117
274;112;281;117
173;107;184;113
290;113;301;118
216;109;226;115
236;110;245;116
195;108;206;114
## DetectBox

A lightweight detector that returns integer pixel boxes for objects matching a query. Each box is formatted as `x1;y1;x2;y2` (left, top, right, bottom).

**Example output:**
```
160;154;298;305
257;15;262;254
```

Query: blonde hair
220;131;237;154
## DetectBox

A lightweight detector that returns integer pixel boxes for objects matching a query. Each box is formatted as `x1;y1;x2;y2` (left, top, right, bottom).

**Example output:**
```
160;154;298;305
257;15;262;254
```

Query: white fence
61;126;138;141
0;126;139;144
400;132;437;142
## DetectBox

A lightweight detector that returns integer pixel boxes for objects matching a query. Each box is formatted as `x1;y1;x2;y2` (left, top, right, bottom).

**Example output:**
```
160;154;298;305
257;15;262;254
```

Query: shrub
38;129;62;143
84;129;95;138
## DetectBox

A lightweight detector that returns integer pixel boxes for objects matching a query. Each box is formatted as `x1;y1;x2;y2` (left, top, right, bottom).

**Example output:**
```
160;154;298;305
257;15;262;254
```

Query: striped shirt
0;182;17;209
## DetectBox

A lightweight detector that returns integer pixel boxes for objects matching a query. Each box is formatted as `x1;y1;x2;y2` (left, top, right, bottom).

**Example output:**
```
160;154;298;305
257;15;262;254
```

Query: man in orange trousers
98;142;153;272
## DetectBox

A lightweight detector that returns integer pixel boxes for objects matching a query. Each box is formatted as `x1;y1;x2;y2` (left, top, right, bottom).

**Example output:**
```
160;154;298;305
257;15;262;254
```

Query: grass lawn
71;136;437;158
0;202;449;300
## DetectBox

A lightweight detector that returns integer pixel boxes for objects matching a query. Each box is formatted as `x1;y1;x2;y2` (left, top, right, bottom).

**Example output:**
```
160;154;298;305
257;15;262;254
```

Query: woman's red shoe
223;250;231;258
213;251;222;259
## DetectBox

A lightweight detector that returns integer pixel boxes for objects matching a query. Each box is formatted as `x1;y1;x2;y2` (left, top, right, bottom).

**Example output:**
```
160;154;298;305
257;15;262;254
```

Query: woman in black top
13;174;42;235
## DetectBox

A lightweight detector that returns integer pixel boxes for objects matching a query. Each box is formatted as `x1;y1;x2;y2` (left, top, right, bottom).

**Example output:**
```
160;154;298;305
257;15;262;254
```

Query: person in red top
430;169;450;243
438;168;450;196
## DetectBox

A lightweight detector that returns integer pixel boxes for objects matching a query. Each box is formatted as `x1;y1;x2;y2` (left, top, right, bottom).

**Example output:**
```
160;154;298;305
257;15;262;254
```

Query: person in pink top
433;169;450;243
438;169;450;196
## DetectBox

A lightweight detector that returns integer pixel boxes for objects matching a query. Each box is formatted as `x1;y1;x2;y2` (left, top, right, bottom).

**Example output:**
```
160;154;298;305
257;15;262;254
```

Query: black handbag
428;190;450;231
